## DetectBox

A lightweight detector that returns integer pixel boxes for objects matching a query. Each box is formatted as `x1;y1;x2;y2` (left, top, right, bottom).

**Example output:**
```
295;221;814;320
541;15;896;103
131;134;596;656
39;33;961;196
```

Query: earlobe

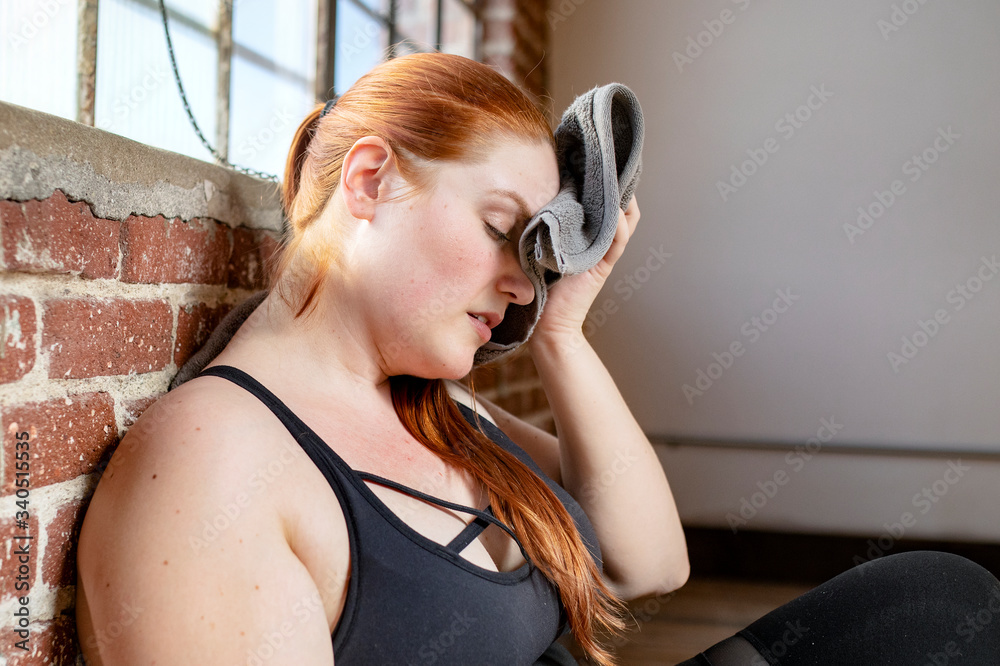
341;136;395;222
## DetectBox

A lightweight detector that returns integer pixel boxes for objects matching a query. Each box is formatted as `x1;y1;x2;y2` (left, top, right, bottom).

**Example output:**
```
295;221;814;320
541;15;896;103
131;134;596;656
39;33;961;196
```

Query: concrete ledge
0;100;284;232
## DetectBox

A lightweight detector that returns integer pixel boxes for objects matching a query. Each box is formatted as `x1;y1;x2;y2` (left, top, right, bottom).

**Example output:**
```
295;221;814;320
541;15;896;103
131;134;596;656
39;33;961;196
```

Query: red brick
119;395;160;431
494;391;522;415
1;295;37;384
174;302;232;368
0;615;80;665
1;392;117;493
121;214;231;284
228;227;279;290
506;352;538;382
0;190;120;279
0;513;39;604
41;498;85;588
468;365;500;391
44;298;172;378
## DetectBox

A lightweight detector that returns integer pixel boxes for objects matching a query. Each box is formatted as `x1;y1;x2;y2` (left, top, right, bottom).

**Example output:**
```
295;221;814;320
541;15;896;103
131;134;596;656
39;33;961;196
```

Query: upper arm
446;380;562;484
77;397;337;665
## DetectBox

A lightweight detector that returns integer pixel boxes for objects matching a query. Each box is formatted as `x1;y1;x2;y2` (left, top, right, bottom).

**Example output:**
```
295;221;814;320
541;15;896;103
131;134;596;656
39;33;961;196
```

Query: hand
529;196;641;343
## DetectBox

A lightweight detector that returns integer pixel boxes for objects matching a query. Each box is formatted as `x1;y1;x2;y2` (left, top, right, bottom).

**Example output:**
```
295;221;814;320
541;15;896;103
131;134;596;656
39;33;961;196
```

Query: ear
339;136;397;222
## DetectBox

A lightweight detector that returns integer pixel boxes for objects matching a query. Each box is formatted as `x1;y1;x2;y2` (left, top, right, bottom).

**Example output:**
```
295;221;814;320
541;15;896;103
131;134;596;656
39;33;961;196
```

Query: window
0;0;483;181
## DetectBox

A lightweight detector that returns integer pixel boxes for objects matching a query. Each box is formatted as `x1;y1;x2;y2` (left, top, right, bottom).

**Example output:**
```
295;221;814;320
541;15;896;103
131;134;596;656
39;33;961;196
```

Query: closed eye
484;220;511;244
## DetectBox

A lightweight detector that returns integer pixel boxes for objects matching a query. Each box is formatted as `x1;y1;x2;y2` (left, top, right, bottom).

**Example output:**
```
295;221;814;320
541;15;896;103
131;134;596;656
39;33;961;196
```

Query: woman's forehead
452;142;559;209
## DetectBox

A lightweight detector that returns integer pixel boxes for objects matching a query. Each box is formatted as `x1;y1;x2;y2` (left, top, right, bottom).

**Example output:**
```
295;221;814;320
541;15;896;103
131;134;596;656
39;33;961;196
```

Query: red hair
270;52;626;664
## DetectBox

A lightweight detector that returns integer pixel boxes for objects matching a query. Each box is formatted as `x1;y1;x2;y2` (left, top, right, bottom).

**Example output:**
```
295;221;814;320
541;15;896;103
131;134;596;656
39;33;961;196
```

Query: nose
498;245;535;306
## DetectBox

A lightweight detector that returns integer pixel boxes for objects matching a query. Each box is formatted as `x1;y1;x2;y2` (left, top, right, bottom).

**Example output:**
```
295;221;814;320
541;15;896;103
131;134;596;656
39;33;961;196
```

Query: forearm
528;331;689;599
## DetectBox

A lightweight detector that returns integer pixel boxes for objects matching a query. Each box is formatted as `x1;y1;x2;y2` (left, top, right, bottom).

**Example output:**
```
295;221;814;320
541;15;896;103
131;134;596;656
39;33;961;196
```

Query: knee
859;551;1000;600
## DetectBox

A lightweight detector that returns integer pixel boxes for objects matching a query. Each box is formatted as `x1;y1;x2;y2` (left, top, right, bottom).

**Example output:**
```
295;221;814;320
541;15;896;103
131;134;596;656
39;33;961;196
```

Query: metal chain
156;0;279;183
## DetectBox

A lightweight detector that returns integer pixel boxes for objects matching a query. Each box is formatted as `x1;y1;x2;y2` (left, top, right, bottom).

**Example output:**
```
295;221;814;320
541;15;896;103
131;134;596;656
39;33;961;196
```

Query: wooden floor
559;576;813;665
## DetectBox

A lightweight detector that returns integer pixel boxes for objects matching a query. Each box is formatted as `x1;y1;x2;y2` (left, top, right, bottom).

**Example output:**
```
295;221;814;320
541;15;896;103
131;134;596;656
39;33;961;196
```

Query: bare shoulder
76;376;343;665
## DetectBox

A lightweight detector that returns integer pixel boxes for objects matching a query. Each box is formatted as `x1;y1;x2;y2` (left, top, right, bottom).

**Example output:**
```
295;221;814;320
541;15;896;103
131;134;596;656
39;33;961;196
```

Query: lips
467;310;502;344
468;311;503;329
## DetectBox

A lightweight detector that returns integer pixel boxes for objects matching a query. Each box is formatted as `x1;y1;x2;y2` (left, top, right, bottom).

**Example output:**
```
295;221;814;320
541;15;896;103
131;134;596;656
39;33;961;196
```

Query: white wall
549;0;1000;540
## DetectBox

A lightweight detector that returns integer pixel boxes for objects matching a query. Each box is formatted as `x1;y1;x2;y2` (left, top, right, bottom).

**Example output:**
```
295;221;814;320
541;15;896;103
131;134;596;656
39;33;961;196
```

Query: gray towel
475;82;644;365
170;83;643;388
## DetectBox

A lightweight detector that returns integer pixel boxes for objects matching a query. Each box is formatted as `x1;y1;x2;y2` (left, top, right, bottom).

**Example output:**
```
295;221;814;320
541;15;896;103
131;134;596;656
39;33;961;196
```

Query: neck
215;277;396;413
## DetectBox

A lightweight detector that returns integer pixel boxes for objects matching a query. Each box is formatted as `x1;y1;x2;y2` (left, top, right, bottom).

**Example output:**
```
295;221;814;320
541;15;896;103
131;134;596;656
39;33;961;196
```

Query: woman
76;53;1000;665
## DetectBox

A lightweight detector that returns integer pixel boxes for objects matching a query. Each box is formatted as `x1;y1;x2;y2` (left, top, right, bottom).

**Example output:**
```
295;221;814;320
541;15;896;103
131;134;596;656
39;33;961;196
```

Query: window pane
441;0;475;59
0;0;78;119
353;0;391;14
230;0;317;177
96;0;218;163
233;0;317;77
335;0;388;93
166;0;216;29
229;58;314;178
396;0;435;50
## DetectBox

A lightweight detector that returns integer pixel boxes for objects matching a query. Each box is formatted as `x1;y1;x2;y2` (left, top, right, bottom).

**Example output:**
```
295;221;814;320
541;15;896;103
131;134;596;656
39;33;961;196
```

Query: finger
601;207;631;268
624;195;640;236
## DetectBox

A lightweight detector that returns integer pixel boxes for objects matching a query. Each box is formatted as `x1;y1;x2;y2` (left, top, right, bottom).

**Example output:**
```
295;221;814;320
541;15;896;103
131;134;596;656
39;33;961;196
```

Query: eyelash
484;221;511;244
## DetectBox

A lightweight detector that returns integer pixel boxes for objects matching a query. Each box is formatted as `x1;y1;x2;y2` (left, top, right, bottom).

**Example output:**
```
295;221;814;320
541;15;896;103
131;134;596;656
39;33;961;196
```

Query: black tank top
196;365;601;665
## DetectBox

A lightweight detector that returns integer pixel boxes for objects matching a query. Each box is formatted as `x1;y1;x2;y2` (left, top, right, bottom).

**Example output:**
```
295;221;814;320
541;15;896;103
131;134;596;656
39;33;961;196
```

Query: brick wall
483;0;554;117
0;99;282;664
0;4;556;661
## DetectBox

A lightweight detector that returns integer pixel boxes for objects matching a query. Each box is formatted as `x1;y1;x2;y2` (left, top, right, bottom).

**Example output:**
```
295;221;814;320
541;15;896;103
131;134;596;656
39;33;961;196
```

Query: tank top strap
447;508;494;553
196;364;319;443
356;471;524;558
195;364;527;560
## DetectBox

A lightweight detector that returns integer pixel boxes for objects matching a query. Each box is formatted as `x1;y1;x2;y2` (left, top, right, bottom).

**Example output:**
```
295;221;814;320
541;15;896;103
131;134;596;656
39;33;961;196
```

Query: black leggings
677;551;1000;665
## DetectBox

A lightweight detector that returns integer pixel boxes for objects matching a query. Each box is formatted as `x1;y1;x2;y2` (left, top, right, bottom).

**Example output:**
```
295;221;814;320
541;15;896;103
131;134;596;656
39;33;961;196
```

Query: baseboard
684;527;1000;585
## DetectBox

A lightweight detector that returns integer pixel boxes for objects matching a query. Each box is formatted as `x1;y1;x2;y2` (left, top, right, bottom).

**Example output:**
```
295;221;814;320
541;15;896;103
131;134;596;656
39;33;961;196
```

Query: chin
397;350;474;382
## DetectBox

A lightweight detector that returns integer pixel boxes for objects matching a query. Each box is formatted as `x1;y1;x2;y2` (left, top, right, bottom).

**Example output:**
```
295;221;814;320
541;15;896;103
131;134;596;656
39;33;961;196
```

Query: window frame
76;0;483;172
